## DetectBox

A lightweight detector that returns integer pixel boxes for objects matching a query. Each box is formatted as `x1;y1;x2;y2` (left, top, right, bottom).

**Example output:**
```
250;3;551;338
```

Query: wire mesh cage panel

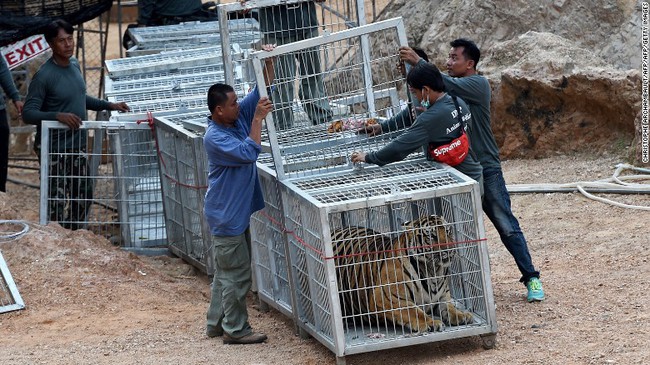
0;251;25;314
248;18;410;180
217;0;365;115
39;121;165;248
104;65;224;96
128;18;259;44
274;159;496;360
105;47;224;78
154;116;212;274
250;162;296;319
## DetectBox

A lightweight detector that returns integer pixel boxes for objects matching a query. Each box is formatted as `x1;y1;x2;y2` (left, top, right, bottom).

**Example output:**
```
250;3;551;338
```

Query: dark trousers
482;166;540;284
46;150;93;230
0;110;8;192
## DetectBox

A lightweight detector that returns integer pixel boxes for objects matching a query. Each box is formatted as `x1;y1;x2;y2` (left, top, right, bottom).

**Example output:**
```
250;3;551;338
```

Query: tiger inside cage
331;214;478;335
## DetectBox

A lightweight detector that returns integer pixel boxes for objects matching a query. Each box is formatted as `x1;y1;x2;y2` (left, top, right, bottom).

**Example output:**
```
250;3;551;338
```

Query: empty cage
153;115;213;274
248;17;410;180
39;121;165;248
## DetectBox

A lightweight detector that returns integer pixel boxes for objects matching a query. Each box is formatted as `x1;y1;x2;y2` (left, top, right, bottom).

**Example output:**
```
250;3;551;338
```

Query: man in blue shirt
204;45;275;345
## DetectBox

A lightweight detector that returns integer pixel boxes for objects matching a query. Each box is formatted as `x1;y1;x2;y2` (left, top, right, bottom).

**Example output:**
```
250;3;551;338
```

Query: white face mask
421;94;430;109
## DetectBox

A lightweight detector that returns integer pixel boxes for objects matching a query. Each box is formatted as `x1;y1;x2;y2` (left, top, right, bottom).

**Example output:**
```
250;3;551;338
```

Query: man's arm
205;131;261;167
22;79;56;126
440;75;486;105
0;58;21;111
363;119;429;166
86;96;129;113
249;97;273;145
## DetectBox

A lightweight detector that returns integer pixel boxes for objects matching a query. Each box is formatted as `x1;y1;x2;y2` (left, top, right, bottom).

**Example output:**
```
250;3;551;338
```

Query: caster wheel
481;334;497;349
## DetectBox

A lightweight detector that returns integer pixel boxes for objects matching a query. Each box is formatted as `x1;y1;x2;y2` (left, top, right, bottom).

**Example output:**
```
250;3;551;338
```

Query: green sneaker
526;277;545;302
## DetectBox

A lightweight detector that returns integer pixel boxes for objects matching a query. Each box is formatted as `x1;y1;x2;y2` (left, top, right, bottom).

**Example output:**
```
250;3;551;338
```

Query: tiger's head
400;215;455;268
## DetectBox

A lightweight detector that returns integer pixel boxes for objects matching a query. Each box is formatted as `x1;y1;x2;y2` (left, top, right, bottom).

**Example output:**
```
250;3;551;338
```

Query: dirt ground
1;151;649;365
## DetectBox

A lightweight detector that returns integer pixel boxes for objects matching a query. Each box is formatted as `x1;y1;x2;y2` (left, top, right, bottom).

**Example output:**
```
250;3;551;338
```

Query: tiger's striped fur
331;215;473;333
403;215;474;327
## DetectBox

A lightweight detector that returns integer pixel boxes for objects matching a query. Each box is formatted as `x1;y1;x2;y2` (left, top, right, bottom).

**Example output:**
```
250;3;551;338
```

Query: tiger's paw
445;305;474;326
430;319;444;332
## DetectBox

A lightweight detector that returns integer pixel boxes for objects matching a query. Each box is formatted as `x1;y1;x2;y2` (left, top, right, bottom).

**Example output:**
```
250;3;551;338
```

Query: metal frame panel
249;18;409;180
154;116;212;274
39;121;165;248
0;251;25;314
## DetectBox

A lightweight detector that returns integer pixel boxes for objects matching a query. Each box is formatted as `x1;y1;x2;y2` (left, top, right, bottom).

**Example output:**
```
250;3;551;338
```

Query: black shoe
222;332;267;344
206;325;223;338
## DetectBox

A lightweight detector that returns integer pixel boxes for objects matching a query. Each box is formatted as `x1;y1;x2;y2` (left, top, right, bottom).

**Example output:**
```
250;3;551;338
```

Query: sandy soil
1;151;648;365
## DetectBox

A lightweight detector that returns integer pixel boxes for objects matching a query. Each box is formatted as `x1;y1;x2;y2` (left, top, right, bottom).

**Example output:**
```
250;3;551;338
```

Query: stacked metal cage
124;19;260;57
245;16;498;363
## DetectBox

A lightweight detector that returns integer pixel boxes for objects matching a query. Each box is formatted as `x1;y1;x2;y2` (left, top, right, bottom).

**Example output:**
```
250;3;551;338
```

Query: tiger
403;215;474;327
331;215;473;334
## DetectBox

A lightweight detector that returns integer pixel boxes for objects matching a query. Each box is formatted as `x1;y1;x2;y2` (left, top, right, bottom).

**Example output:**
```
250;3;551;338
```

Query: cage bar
0;251;24;314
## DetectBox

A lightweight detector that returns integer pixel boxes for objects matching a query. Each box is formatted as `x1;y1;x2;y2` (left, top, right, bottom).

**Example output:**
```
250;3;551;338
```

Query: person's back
137;0;205;26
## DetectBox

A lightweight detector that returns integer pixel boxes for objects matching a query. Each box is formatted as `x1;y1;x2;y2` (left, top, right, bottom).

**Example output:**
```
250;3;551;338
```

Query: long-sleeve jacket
203;87;265;236
366;93;483;184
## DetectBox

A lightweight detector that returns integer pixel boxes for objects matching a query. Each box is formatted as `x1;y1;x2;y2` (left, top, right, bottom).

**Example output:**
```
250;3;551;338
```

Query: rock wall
377;0;643;162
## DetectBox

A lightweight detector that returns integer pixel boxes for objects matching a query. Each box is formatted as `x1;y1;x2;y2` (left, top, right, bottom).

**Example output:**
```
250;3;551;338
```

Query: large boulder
484;32;640;159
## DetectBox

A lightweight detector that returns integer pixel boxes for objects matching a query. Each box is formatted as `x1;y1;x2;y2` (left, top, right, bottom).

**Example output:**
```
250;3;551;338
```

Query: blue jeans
482;167;539;284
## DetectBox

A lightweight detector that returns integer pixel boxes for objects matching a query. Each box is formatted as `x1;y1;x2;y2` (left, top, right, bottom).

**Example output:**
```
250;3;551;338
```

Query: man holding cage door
23;20;129;230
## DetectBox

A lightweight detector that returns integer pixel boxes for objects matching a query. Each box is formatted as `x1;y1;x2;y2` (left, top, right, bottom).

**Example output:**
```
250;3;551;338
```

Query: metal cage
245;17;497;363
39;121;165;248
153;115;213;274
278;159;497;361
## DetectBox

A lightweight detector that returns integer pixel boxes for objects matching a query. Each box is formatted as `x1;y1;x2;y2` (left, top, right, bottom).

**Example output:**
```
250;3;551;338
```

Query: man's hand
357;123;382;137
109;102;130;112
56;112;82;129
350;151;366;163
261;44;277;85
253;97;274;122
12;100;23;115
399;46;423;66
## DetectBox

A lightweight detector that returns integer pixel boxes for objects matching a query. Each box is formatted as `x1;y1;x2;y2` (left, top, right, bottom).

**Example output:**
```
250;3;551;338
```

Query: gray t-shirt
23;57;111;152
366;93;483;183
442;73;501;169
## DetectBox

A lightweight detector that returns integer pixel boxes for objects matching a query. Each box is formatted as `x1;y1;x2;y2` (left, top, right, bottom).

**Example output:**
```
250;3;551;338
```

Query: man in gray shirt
23;20;129;229
399;40;545;302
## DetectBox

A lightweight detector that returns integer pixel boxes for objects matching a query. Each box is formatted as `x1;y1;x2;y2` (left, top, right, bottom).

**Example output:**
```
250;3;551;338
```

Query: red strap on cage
136;111;208;190
258;210;486;260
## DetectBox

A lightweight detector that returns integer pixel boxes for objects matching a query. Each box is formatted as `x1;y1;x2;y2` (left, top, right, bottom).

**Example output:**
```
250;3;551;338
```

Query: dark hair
207;83;235;113
406;62;445;92
450;38;480;68
411;46;430;63
43;19;74;43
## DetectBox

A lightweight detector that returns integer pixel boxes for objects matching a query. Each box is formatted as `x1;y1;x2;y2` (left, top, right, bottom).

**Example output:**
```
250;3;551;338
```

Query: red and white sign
1;35;50;70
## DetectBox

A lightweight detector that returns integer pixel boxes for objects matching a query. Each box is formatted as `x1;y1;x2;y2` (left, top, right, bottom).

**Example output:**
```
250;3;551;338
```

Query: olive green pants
206;228;253;338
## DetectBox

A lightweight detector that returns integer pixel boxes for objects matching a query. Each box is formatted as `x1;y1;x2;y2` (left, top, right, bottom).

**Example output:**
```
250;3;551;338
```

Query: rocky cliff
378;0;643;162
